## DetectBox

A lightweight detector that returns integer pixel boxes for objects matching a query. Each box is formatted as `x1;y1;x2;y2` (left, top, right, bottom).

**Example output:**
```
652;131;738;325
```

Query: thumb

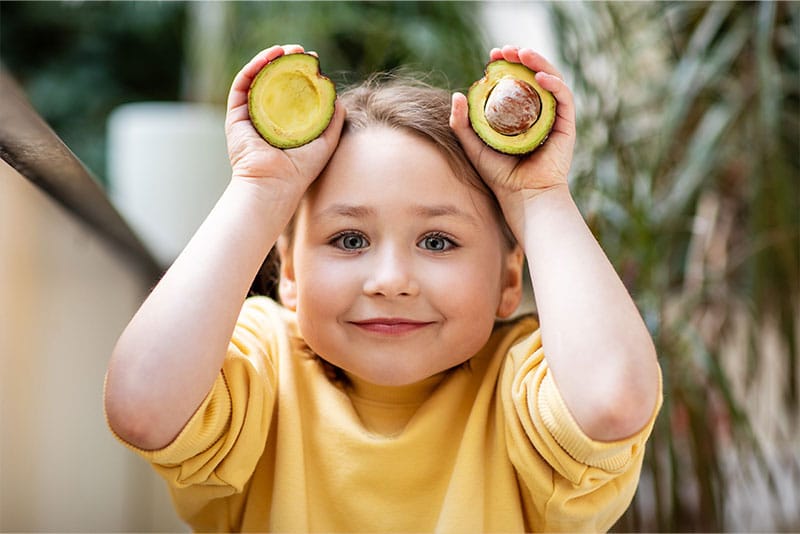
450;92;517;184
449;92;491;167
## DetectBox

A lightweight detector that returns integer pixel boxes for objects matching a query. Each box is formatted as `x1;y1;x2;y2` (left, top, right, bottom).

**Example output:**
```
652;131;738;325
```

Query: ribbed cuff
107;373;231;465
537;371;660;472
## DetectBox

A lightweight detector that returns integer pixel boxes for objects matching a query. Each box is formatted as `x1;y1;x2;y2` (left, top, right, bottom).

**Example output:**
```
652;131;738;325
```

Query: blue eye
418;233;456;252
332;232;369;250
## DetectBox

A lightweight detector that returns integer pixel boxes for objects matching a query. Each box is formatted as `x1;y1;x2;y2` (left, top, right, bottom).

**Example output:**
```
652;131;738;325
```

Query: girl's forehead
305;127;486;210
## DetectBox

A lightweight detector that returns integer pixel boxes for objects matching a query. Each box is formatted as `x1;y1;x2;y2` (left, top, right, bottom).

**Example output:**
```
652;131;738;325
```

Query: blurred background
1;1;798;531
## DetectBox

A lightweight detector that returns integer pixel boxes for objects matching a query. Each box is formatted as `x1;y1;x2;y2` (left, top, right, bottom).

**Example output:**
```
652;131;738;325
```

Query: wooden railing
0;67;162;283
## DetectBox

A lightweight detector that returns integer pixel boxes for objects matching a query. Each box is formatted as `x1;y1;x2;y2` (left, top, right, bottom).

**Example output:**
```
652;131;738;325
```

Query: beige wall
0;159;186;531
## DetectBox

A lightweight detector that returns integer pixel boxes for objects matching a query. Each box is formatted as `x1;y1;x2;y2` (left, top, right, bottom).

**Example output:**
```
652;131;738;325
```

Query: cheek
425;256;504;317
293;261;343;356
423;261;502;361
294;256;356;314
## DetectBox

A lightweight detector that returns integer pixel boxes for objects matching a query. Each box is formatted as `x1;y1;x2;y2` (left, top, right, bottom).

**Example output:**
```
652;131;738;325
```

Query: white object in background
481;2;559;70
107;102;230;267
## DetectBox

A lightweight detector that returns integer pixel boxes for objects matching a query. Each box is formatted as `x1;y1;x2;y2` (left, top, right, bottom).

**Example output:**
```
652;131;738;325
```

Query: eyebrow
317;204;377;220
411;204;480;226
317;203;480;226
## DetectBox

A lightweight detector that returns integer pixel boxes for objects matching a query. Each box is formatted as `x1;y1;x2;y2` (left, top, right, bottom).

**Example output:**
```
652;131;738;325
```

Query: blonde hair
340;75;490;194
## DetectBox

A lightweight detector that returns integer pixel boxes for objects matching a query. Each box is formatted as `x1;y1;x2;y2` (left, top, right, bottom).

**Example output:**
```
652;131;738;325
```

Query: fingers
448;92;484;162
518;48;563;80
449;91;512;179
534;72;576;138
489;45;564;80
227;46;282;111
322;99;347;144
280;43;306;55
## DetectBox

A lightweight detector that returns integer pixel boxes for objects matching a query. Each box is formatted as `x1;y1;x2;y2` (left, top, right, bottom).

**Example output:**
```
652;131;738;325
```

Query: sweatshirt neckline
344;372;447;406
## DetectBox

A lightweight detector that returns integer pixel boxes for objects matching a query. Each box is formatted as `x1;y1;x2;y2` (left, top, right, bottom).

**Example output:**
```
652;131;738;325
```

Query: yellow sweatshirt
117;297;660;532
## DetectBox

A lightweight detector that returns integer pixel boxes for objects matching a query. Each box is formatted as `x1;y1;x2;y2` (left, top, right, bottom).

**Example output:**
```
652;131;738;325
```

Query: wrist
228;175;306;213
221;178;305;245
520;183;584;248
520;184;575;225
496;184;573;246
520;182;571;205
495;184;574;244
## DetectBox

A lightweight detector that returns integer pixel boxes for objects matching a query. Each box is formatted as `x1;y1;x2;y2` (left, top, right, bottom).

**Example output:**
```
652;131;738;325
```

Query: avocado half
248;53;336;149
467;60;556;155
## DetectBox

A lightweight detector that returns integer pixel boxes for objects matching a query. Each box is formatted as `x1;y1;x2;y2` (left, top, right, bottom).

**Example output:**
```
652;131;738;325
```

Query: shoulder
462;314;541;389
224;296;306;386
492;313;540;348
237;295;296;328
481;314;541;367
231;296;298;352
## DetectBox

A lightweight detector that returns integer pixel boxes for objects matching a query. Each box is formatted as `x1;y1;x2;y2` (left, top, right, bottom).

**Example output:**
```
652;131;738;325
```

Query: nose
362;244;420;298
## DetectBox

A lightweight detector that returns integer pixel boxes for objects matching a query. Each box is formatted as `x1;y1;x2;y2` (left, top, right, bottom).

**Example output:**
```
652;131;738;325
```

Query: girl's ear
277;235;298;311
497;245;524;319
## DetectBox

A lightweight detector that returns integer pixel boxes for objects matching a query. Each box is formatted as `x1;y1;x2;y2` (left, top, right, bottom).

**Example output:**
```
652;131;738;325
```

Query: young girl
105;44;661;532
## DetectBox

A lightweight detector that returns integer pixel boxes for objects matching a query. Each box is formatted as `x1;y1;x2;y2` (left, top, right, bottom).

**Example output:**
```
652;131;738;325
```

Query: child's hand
450;46;576;240
225;44;345;194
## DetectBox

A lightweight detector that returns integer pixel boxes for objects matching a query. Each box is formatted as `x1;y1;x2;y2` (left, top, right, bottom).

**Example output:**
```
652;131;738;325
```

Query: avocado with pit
248;53;336;149
467;60;556;155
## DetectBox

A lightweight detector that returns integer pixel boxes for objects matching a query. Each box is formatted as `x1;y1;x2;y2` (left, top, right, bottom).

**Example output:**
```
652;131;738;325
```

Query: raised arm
104;45;345;450
451;46;659;441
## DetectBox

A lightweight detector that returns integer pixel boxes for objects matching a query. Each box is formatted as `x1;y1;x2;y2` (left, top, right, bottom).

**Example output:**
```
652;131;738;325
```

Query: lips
348;318;435;335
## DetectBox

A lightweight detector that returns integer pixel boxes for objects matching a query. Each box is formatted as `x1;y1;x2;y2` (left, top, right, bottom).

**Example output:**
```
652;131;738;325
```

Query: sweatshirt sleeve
500;326;662;532
113;297;288;498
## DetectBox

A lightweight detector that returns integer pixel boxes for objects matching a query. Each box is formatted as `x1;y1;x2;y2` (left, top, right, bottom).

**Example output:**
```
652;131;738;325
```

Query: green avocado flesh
467;60;556;155
248;53;336;149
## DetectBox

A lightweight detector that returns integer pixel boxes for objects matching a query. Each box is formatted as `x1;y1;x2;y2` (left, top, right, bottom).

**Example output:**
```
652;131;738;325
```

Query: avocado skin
467;60;556;155
248;53;336;149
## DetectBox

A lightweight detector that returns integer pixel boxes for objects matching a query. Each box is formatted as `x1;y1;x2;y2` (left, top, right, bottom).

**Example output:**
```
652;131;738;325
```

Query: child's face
280;127;523;386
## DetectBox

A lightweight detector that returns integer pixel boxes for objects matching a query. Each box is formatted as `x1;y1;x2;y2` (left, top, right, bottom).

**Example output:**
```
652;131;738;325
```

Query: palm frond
549;1;800;530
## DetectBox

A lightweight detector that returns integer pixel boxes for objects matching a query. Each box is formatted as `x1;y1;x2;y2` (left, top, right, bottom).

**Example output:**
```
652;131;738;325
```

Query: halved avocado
248;53;336;149
467;60;556;155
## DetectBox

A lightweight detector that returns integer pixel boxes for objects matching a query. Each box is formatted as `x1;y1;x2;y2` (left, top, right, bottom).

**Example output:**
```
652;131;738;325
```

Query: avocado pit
467;59;556;155
484;77;541;136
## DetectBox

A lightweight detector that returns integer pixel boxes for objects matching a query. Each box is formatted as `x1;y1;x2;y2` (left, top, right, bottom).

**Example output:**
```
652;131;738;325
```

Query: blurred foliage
202;1;487;99
549;1;799;531
0;1;187;183
1;1;486;183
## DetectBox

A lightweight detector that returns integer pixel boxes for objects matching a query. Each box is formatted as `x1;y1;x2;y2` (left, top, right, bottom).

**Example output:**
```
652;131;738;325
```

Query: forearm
522;185;659;441
105;179;299;449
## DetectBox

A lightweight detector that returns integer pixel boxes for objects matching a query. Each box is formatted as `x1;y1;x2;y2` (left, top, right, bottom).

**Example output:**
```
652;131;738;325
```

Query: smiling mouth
349;318;435;335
